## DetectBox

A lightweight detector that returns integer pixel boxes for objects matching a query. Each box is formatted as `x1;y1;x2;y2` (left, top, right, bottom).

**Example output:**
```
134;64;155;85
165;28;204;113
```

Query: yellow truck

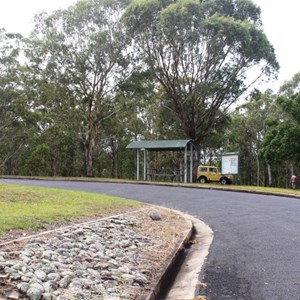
197;166;233;185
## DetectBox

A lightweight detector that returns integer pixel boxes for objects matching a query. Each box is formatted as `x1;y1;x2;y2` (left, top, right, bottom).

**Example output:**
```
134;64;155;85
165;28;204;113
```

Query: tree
0;29;41;174
26;0;128;177
278;71;300;97
123;0;279;143
259;72;300;186
23;144;52;176
21;125;84;177
227;90;280;186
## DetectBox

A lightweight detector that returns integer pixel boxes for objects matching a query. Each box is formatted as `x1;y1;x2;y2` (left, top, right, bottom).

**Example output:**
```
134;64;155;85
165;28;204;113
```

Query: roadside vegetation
189;182;300;197
0;183;141;234
149;180;300;197
0;0;299;188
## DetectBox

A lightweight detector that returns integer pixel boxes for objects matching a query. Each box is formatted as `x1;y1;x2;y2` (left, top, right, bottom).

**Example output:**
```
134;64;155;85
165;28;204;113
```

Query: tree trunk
84;139;95;177
257;158;260;186
290;163;294;176
110;137;118;178
267;161;272;187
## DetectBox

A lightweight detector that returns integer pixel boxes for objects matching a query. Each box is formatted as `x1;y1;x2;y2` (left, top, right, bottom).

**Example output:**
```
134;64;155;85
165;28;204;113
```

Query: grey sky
0;0;298;92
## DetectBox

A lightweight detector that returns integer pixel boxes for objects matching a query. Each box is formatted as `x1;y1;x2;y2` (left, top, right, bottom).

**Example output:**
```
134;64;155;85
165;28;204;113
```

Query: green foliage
25;0;129;177
0;0;289;187
123;0;279;142
258;73;300;186
259;123;300;163
23;144;52;176
277;93;300;124
20;127;84;177
0;29;43;175
279;71;300;96
225;90;280;185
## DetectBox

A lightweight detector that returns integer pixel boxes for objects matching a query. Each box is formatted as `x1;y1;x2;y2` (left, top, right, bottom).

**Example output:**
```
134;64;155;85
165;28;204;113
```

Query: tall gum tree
227;90;281;186
123;0;279;142
26;0;128;177
0;29;41;174
260;72;300;181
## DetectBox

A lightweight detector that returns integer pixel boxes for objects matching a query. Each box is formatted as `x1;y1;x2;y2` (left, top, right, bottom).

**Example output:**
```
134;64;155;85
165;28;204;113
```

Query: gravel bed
0;209;189;300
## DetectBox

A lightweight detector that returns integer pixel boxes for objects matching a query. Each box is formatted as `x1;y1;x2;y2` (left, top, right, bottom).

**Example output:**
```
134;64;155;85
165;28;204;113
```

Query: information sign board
221;153;239;175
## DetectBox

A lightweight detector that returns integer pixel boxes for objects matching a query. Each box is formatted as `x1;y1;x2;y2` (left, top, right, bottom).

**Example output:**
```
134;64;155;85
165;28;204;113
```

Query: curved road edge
147;206;214;300
165;214;214;300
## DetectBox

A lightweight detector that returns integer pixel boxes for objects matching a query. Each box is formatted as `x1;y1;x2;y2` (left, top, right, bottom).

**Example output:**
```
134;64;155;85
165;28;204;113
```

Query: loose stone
26;287;43;300
6;290;20;300
0;215;162;299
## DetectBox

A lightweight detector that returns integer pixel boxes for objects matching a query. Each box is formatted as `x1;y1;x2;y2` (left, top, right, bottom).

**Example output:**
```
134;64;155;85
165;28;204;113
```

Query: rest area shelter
126;140;198;183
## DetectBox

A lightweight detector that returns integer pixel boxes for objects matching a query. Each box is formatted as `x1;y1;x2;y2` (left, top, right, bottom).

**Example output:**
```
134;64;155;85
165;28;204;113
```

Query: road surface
2;179;300;300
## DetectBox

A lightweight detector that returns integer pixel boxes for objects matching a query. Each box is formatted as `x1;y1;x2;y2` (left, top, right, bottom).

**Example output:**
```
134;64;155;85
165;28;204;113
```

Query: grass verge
0;183;141;234
187;182;300;197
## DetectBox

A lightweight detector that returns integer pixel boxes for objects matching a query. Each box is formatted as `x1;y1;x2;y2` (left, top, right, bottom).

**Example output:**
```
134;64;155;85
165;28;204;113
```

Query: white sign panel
221;153;239;175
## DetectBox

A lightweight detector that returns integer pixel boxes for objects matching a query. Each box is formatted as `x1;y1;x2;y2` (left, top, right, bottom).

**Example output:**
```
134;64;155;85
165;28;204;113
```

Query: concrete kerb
144;208;193;300
165;215;213;300
145;206;214;300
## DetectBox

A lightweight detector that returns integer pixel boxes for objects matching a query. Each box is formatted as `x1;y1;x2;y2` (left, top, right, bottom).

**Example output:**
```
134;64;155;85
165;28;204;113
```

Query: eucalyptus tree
0;29;41;174
278;71;300;97
259;72;300;184
0;29;21;142
26;0;128;177
259;121;300;186
123;0;279;143
227;90;280;186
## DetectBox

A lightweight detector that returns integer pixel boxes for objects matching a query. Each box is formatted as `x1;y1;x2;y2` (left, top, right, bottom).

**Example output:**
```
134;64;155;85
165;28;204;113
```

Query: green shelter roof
126;140;193;151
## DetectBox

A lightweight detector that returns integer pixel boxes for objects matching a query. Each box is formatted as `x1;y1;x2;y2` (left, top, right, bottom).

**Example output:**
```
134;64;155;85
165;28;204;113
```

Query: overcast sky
0;0;299;92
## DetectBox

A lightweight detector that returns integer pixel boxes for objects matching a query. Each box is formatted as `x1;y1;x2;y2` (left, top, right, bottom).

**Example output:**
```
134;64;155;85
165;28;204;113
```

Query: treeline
0;0;298;187
224;80;300;188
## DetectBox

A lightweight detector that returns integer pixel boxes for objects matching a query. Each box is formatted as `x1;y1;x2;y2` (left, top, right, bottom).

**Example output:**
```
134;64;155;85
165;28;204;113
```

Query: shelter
126;139;198;183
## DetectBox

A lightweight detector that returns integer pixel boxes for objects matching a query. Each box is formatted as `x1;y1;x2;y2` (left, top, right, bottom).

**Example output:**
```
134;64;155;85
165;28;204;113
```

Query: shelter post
143;149;147;181
184;145;187;183
136;149;140;180
190;143;193;183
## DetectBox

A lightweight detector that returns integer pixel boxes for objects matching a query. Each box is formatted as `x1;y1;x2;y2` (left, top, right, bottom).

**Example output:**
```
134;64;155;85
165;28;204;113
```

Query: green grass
0;183;141;234
187;182;300;197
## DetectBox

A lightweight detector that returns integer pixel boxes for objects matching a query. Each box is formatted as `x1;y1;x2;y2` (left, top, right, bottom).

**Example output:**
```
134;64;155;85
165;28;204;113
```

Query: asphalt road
2;179;300;300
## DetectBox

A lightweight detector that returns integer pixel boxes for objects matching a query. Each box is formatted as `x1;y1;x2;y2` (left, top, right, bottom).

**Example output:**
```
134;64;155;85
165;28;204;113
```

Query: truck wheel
220;178;228;185
199;176;207;184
